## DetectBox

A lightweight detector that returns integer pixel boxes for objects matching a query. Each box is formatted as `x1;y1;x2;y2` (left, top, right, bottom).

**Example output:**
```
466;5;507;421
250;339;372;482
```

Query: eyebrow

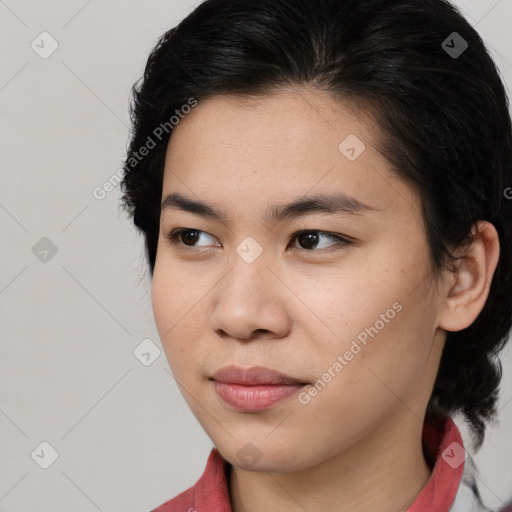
161;191;380;226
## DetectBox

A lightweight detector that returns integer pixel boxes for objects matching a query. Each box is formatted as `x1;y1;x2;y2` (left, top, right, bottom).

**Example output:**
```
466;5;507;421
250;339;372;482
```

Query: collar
152;415;477;511
408;413;466;511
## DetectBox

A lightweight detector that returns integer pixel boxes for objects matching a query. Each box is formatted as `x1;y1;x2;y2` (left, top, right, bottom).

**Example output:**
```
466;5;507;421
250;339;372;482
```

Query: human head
120;0;512;450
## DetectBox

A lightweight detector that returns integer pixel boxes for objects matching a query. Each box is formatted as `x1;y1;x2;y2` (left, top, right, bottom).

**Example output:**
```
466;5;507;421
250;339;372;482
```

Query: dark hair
120;0;512;449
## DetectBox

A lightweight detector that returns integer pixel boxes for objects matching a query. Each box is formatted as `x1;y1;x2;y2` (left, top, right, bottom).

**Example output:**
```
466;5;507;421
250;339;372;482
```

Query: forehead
162;88;420;223
166;88;378;164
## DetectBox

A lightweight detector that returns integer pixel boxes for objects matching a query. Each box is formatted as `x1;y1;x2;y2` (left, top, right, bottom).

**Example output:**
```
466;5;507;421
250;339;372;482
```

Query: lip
211;365;308;412
211;365;307;385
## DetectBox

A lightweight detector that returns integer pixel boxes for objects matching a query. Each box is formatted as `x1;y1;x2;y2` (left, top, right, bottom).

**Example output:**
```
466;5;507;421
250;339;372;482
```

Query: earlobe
438;220;500;333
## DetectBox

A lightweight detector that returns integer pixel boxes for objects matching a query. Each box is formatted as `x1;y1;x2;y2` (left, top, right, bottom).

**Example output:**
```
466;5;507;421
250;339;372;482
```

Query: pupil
298;232;318;249
183;230;199;245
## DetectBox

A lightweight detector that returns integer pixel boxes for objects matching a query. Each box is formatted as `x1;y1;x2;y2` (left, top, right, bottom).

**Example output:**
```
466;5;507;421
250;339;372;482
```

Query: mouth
210;365;309;386
210;365;309;412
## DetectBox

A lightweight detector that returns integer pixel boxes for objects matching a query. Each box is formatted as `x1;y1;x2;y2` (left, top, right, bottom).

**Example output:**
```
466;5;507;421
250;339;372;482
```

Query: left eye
290;230;351;251
166;228;351;252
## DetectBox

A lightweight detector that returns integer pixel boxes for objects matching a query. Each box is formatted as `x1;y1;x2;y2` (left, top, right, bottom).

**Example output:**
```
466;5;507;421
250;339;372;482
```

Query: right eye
166;228;220;248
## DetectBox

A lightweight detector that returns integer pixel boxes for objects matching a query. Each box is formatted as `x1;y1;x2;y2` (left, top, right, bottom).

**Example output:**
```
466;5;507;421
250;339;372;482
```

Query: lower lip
212;381;305;412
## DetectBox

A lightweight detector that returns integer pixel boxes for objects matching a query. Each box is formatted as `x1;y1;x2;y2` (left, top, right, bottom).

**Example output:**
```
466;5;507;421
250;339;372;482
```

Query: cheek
151;264;190;355
151;262;176;339
317;287;437;418
151;259;214;376
283;263;400;349
152;257;201;333
290;253;436;387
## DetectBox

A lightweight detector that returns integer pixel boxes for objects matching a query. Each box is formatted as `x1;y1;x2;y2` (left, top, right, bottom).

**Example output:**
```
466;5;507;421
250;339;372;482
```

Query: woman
120;0;512;510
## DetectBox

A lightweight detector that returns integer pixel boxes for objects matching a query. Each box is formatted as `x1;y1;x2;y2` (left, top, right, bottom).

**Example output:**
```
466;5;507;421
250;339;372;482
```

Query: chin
217;438;317;473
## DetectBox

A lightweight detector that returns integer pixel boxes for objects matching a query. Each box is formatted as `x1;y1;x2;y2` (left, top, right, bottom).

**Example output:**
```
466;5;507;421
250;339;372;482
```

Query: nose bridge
224;241;275;304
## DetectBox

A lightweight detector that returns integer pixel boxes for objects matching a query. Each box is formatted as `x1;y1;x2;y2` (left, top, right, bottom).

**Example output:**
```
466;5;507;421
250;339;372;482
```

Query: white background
1;1;511;510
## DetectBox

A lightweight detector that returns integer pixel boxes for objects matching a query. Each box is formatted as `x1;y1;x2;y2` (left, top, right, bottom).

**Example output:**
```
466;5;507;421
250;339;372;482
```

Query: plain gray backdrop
1;1;511;511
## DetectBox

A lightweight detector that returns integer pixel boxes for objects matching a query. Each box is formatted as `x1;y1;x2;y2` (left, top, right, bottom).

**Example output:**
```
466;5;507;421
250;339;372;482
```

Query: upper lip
211;365;308;385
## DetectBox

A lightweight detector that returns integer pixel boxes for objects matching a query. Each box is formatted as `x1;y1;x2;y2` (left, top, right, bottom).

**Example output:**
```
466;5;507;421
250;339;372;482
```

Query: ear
438;220;500;332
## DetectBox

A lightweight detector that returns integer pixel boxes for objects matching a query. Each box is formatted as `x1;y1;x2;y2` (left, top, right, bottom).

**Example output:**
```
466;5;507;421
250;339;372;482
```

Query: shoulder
150;448;232;512
151;482;197;512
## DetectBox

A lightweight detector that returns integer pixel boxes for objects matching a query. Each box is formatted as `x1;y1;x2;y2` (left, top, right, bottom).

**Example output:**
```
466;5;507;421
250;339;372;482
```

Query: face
151;88;447;472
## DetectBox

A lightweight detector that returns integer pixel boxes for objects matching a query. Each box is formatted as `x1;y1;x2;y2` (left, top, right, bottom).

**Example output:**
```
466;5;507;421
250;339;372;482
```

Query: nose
210;254;293;343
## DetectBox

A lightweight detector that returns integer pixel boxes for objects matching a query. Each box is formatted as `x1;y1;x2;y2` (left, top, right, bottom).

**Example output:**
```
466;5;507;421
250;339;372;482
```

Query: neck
229;412;432;512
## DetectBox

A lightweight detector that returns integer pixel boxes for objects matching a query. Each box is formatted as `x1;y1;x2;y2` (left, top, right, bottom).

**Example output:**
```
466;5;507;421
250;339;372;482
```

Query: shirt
151;414;491;512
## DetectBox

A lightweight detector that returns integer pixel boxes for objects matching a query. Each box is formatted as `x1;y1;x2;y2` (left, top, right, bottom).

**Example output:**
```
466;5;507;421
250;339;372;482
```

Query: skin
151;87;500;512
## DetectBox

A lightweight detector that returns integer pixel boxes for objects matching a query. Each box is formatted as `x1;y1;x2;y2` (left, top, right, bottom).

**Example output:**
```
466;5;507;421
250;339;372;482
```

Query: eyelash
165;228;353;253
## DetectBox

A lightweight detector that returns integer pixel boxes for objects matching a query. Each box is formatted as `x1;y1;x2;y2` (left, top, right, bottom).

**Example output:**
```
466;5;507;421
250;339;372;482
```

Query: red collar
409;414;466;511
152;415;465;511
